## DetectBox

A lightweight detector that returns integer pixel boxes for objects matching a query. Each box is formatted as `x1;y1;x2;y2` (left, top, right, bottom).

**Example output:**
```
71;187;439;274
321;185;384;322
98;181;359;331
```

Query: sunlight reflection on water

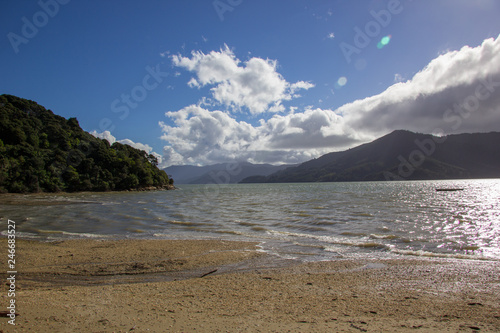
1;179;499;261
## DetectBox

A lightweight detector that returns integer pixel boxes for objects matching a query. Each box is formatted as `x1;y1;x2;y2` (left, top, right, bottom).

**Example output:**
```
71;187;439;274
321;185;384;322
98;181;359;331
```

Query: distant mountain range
241;130;500;183
164;162;293;184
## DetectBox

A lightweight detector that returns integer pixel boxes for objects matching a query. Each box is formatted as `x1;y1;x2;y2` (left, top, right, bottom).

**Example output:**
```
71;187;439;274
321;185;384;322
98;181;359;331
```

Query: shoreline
0;184;179;198
0;239;499;332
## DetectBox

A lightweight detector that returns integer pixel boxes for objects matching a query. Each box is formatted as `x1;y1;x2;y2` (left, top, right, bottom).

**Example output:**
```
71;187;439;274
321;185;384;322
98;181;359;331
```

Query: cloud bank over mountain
160;35;500;167
340;36;500;136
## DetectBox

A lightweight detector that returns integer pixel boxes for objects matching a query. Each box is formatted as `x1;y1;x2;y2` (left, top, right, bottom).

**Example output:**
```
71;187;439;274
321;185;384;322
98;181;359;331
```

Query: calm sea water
2;179;499;261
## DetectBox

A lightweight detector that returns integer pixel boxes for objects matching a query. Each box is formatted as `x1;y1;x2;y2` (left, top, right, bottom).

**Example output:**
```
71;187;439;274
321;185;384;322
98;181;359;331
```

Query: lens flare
377;35;392;49
381;35;391;45
337;76;347;87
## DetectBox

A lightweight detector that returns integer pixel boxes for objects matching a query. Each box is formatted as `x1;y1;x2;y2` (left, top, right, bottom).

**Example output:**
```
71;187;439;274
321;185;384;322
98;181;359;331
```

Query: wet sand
1;238;499;332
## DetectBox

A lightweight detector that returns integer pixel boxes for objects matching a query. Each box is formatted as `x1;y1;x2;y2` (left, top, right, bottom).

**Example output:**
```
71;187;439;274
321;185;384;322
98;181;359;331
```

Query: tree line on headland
0;95;173;193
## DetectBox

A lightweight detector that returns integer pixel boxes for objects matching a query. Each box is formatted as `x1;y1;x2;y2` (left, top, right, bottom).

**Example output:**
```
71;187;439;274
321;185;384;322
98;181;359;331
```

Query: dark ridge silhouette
241;130;500;183
165;162;294;184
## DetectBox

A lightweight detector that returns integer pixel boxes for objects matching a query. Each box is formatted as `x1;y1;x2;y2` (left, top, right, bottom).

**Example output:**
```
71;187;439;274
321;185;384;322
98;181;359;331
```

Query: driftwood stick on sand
200;269;218;278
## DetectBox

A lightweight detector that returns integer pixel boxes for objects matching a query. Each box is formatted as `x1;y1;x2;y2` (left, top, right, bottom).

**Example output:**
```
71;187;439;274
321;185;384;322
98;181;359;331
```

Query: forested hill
0;95;172;193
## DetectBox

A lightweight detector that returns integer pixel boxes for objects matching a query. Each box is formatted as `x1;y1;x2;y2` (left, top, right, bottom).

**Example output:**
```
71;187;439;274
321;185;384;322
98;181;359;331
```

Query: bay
1;179;499;261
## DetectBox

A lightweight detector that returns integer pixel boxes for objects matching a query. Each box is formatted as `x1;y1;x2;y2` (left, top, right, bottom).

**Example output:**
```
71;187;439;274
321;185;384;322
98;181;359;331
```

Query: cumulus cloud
393;73;404;83
171;45;314;114
89;130;117;145
339;35;500;136
159;105;363;166
116;138;154;154
160;35;500;166
159;105;259;165
90;131;162;164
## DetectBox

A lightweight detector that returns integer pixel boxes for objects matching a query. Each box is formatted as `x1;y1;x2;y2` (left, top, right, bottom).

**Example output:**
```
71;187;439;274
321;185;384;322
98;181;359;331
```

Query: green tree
0;95;174;193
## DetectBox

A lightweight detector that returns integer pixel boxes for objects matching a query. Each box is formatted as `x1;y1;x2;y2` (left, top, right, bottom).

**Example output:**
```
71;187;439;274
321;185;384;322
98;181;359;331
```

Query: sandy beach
1;238;499;332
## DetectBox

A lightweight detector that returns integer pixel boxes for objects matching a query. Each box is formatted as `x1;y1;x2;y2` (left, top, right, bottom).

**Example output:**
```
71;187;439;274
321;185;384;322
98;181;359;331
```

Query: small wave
323;245;344;254
291;241;326;250
116;214;147;221
167;220;215;227
0;230;38;238
369;234;399;240
356;242;390;249
125;228;145;233
312;220;338;226
35;229;65;234
238;221;257;227
293;212;314;217
352;212;374;217
251;226;268;232
266;230;390;250
294;225;328;232
61;231;109;238
341;232;367;237
213;230;245;236
168;220;198;226
450;245;481;251
390;248;499;261
171;213;187;219
49;197;101;205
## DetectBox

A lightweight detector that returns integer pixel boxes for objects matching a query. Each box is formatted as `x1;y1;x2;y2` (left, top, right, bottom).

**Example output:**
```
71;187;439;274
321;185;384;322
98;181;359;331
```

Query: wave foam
390;248;499;261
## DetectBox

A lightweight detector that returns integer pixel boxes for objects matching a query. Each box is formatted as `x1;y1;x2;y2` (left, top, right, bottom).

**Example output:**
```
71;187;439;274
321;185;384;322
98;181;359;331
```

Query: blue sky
2;0;500;166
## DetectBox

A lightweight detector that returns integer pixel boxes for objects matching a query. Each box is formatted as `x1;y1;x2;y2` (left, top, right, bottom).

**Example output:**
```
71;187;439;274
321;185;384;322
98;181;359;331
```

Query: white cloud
290;81;316;95
159;35;500;167
393;73;404;83
339;35;500;136
159;105;259;165
90;130;117;145
90;131;160;164
171;45;314;114
159;105;363;166
116;139;154;154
